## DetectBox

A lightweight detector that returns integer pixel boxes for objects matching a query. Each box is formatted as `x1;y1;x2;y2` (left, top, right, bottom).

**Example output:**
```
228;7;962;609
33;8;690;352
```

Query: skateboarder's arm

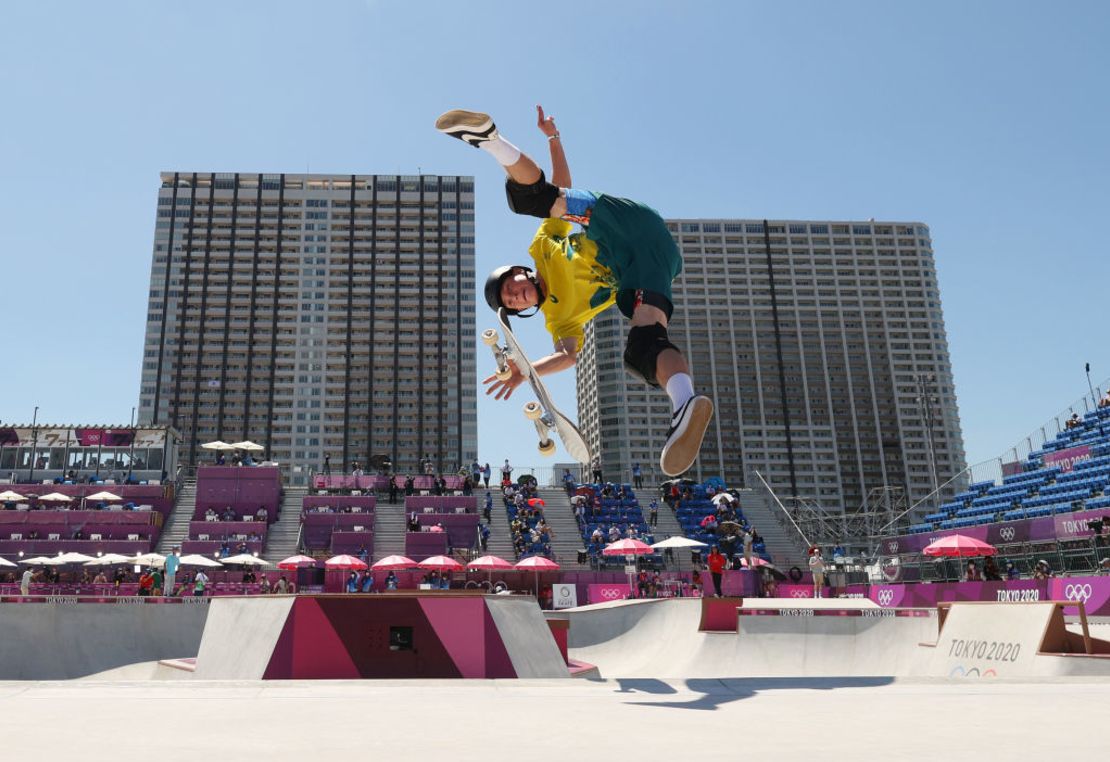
537;105;571;189
531;337;578;376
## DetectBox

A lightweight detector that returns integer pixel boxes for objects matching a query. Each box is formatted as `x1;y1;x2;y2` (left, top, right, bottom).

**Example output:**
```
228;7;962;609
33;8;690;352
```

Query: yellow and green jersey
528;218;618;348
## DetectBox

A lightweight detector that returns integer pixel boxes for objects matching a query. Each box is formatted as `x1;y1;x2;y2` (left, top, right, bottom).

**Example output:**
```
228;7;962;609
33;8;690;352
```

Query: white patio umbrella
176;554;224;568
0;490;26;502
201;440;236;451
51;552;98;564
127;552;165;566
221;554;271;566
37;492;73;503
20;556;54;565
86;491;122;502
229;441;265;452
650;536;709;550
711;493;735;505
83;553;133;566
0;557;16;568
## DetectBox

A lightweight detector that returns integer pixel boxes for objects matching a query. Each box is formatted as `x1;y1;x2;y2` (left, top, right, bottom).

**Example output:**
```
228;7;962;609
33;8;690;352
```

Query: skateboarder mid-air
436;106;713;477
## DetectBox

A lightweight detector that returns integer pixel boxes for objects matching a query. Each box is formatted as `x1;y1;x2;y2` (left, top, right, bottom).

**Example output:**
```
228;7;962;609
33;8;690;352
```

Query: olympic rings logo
999;527;1015;542
600;588;624;600
876;589;894;606
887;541;899;554
790;590;810;598
1064;584;1094;603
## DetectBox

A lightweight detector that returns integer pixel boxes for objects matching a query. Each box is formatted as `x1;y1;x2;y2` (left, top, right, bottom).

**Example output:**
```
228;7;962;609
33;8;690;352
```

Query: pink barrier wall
196;467;281;520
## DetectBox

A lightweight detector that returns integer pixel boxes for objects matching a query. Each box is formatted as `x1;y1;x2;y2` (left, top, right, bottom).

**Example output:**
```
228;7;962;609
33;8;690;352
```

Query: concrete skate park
4;591;1110;759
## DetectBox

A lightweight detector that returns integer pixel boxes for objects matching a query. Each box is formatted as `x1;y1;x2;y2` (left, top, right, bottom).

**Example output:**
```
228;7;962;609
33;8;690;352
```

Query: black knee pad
505;170;560;219
623;323;679;388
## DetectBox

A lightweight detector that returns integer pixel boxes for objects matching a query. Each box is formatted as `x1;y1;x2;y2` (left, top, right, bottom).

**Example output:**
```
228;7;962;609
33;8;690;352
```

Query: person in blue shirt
345;572;359;593
386;571;398;590
484;491;493;521
360;570;374;593
164;547;181;596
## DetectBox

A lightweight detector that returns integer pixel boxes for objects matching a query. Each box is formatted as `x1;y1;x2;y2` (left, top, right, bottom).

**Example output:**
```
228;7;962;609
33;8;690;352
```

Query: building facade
139;172;477;484
577;218;966;516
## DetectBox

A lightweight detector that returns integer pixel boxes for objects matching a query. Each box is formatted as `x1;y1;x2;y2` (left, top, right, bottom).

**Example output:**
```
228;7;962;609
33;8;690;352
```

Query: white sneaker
435;109;498;147
659;395;714;477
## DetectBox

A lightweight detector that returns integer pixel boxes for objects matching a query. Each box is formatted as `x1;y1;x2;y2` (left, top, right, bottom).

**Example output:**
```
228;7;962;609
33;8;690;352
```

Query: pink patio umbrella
527;497;545;508
467;554;514;588
738;557;773;568
371;555;417;571
418;555;464;572
603;539;655;599
922;534;997;558
324;554;368;570
514;555;560;597
277;554;319;570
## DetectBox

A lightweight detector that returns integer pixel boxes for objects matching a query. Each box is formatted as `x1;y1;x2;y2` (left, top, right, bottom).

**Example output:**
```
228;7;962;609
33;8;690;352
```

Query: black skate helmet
484;265;546;317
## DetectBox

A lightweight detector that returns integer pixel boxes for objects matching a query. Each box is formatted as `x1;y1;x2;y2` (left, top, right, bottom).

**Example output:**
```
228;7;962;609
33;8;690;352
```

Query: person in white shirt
742;529;754;568
20;568;33;597
808;547;826;598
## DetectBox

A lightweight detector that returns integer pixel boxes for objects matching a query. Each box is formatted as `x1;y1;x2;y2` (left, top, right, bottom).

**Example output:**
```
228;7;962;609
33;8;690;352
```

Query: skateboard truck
481;329;513;381
524;401;557;456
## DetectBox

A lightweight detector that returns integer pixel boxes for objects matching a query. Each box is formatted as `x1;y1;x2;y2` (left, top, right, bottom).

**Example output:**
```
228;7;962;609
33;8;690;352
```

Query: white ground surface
1;677;1108;759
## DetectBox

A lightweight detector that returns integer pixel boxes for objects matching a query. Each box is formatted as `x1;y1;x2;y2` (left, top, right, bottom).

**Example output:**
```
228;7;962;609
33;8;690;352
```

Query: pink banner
588;583;632;604
1048;577;1110;616
75;428;134;447
1043;445;1091;473
1001;461;1024;477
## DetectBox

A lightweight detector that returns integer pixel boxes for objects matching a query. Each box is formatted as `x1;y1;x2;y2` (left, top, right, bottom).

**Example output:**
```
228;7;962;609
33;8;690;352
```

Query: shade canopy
325;554;368;570
0;490;26;502
37;492;73;502
514;556;560;570
922;534;997;558
83;553;133;566
221;554;271;566
371;555;416;571
0;557;16;568
277;554;319;570
48;552;98;564
602;539;654;556
418;555;464;571
650;536;708;550
200;441;235;451
466;555;514;571
127;552;166;566
86;491;122;502
177;554;225;567
229;440;265;451
20;556;54;565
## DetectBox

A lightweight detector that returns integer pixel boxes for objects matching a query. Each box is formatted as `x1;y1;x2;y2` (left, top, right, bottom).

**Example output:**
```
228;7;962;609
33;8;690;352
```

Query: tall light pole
127;407;136;484
1087;363;1105;438
917;374;940;509
28;406;39;484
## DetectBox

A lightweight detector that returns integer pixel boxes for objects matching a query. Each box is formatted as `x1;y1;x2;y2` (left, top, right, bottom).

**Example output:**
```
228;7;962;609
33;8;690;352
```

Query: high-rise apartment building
139;172;477;484
577;218;966;516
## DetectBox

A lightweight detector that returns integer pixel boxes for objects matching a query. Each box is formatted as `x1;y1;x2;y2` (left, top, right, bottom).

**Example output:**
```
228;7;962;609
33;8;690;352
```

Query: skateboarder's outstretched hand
536;105;558;138
483;361;525;401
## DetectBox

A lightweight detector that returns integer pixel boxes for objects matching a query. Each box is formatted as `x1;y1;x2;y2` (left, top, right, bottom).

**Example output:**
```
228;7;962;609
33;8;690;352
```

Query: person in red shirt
706;546;727;598
138;569;154;597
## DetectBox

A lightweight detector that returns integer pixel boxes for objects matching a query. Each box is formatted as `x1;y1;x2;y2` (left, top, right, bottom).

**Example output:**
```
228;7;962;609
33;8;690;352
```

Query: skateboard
481;308;592;463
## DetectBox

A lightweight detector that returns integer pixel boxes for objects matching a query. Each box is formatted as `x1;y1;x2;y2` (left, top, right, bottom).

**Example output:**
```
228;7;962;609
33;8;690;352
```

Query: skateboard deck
481;308;592;463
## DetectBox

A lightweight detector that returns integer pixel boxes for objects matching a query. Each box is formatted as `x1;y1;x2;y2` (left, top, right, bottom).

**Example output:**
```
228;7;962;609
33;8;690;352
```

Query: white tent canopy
176;554;224;568
86;491;122;502
229;441;265;452
37;492;73;502
0;557;17;568
220;554;271;566
0;490;26;502
83;554;134;566
650;536;709;550
201;441;236;451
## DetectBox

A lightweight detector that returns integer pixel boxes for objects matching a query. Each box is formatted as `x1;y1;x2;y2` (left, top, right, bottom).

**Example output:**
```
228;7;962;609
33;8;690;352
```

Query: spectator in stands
484;491;493;521
113;567;127;588
1033;559;1054;579
648;499;658;527
964;559;981;582
256;506;267;521
743;529;754;568
19;567;32;596
221;506;236;521
479;522;490;551
1100;391;1110;409
323;454;332;475
205;507;217;521
1066;413;1081;430
563;469;576;496
983;555;1002;581
808;547;826;598
501;459;513;484
138;568;154;597
405;476;415;496
259;575;272;594
152;566;164;596
346;572;359;593
194;570;209;596
407;512;420;532
360;570;374;593
706;546;726;597
481;463;492;488
215;453;226;466
386;571;398;590
632;463;643;490
93;569;108;585
591;456;602;483
1005;561;1020;580
471;460;482;486
242;453;255;467
832;544;846;564
357;545;369;564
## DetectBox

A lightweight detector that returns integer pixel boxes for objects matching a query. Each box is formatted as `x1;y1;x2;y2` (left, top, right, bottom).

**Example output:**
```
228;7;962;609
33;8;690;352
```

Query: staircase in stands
735;487;810;571
264;486;308;561
371;498;408;561
155;479;195;554
535;486;591;570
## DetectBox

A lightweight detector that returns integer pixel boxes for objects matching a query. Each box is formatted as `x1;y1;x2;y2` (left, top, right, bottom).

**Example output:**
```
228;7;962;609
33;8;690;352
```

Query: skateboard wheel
538;439;556;456
523;401;543;420
495;367;513;382
481;329;499;346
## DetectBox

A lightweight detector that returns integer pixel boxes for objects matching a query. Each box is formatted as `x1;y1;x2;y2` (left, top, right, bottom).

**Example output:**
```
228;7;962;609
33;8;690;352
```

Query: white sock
665;373;695;414
478;135;521;167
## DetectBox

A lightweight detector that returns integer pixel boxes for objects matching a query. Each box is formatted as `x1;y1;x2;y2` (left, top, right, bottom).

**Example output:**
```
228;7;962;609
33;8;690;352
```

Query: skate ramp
560;598;935;678
926;602;1110;678
0;600;209;680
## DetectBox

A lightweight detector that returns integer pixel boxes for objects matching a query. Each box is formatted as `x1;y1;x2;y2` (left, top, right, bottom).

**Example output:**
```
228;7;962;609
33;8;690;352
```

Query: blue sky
0;1;1107;471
